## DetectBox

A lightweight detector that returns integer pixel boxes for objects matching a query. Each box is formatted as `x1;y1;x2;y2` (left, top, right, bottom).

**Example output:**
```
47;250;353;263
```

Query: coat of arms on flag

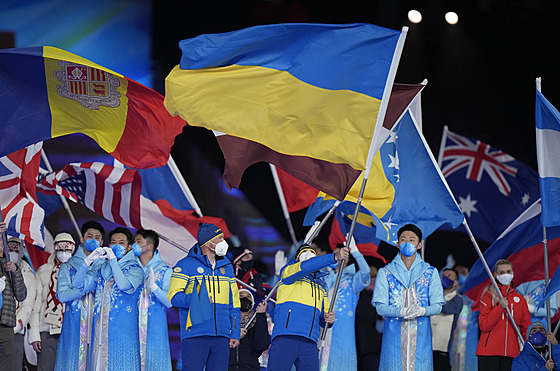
54;61;121;109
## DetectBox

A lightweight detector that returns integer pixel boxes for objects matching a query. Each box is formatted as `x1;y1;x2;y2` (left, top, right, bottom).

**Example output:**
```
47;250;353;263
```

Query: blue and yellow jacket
272;253;335;343
167;245;241;340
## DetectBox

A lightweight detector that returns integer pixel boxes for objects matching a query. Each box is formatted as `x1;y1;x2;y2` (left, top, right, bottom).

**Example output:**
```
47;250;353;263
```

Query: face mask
240;297;253;312
441;276;455;289
399;242;417;257
56;251;72;263
239;260;253;272
8;252;20;264
458;274;467;286
496;273;514;286
84;239;100;252
298;250;316;262
132;243;142;257
111;244;126;259
213;241;229;257
529;331;547;347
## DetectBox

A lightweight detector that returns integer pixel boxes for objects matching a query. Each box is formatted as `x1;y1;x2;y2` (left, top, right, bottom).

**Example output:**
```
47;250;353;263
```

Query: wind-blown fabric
535;90;560;227
438;126;540;243
165;23;404;200
461;200;560;306
139;251;172;371
372;255;445;370
37;162;229;267
0;143;45;248
0;46;185;168
306;110;464;245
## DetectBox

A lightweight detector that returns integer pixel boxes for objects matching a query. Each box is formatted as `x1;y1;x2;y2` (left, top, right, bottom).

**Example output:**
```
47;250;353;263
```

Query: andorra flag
0;46;186;168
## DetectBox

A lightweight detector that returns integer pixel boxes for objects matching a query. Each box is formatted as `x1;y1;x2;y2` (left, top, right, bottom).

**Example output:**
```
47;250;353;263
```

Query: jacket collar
386;253;430;288
188;244;231;269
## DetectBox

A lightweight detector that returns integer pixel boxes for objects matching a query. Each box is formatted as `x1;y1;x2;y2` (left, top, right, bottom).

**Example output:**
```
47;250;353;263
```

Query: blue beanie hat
295;244;315;260
197;223;223;247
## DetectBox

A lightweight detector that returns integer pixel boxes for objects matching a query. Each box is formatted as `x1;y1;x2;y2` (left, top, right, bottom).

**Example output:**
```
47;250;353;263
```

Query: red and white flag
38;162;229;266
0;143;45;248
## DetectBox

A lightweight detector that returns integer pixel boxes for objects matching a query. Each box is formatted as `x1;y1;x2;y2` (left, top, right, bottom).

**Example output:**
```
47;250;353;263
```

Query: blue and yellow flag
165;23;403;199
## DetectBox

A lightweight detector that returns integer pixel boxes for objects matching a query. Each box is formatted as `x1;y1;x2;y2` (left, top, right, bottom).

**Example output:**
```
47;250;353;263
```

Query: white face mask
56;251;72;263
8;252;20;264
213;240;229;257
496;273;514;286
299;250;316;262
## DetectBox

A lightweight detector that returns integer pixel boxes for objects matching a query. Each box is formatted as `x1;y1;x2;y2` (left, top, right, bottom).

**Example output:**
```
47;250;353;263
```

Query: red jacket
476;284;531;358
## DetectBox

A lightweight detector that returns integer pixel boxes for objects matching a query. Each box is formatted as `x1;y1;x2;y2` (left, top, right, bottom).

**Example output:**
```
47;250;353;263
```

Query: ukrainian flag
0;46;185;168
165;23;402;173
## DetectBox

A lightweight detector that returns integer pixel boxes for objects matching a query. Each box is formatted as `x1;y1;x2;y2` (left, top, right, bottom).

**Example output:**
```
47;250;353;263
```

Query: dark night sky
151;0;560;268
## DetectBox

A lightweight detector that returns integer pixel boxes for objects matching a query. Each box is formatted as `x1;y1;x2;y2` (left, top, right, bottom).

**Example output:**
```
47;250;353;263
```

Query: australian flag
438;126;540;243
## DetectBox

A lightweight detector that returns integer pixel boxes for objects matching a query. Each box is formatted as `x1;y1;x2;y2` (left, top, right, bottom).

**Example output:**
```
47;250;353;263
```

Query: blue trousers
181;336;230;371
268;335;319;371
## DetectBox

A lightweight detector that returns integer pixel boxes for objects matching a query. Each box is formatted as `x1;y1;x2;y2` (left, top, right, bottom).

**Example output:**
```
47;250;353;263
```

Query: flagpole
167;155;204;217
462;219;525;344
536;77;552;356
305;201;340;245
269;164;298;246
244;280;281;329
235;277;276;304
0;212;12;280
41;149;82;238
543;226;553;356
318;27;409;354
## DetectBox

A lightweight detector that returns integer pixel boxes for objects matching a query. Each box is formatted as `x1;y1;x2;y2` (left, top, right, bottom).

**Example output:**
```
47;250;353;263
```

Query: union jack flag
438;126;540;243
441;129;518;196
0;143;46;248
37;162;142;228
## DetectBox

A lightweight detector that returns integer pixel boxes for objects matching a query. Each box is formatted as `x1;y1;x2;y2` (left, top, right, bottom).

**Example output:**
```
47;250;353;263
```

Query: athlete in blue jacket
168;223;241;371
268;244;349;371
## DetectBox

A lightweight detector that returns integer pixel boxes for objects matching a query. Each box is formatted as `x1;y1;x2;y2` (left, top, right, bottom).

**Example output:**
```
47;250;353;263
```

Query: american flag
37;162;142;228
0;143;45;248
38;161;229;266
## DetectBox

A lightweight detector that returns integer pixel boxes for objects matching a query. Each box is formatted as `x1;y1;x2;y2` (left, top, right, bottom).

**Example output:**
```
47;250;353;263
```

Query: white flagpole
167;155;204;217
462;220;525;345
41;149;82;238
536;76;552;356
269;164;298;246
319;27;410;353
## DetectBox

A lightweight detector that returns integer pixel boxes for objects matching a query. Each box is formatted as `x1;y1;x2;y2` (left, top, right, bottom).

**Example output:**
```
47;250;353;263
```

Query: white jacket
29;254;63;343
14;260;36;335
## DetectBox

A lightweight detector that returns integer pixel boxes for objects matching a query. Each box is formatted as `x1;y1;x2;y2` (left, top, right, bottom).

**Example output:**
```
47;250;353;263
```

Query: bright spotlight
445;12;458;25
408;10;422;24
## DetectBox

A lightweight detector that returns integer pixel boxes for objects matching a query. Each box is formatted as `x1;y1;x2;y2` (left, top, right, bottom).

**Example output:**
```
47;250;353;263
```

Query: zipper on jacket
285;309;292;328
309;277;317;337
484;330;492;347
211;270;218;336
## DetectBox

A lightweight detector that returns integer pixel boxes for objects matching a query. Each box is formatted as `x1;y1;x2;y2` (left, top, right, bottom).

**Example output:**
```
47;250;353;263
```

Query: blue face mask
529;331;547;347
458;274;467;286
111;244;126;259
131;243;142;257
442;276;455;289
399;242;417;257
84;239;100;252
